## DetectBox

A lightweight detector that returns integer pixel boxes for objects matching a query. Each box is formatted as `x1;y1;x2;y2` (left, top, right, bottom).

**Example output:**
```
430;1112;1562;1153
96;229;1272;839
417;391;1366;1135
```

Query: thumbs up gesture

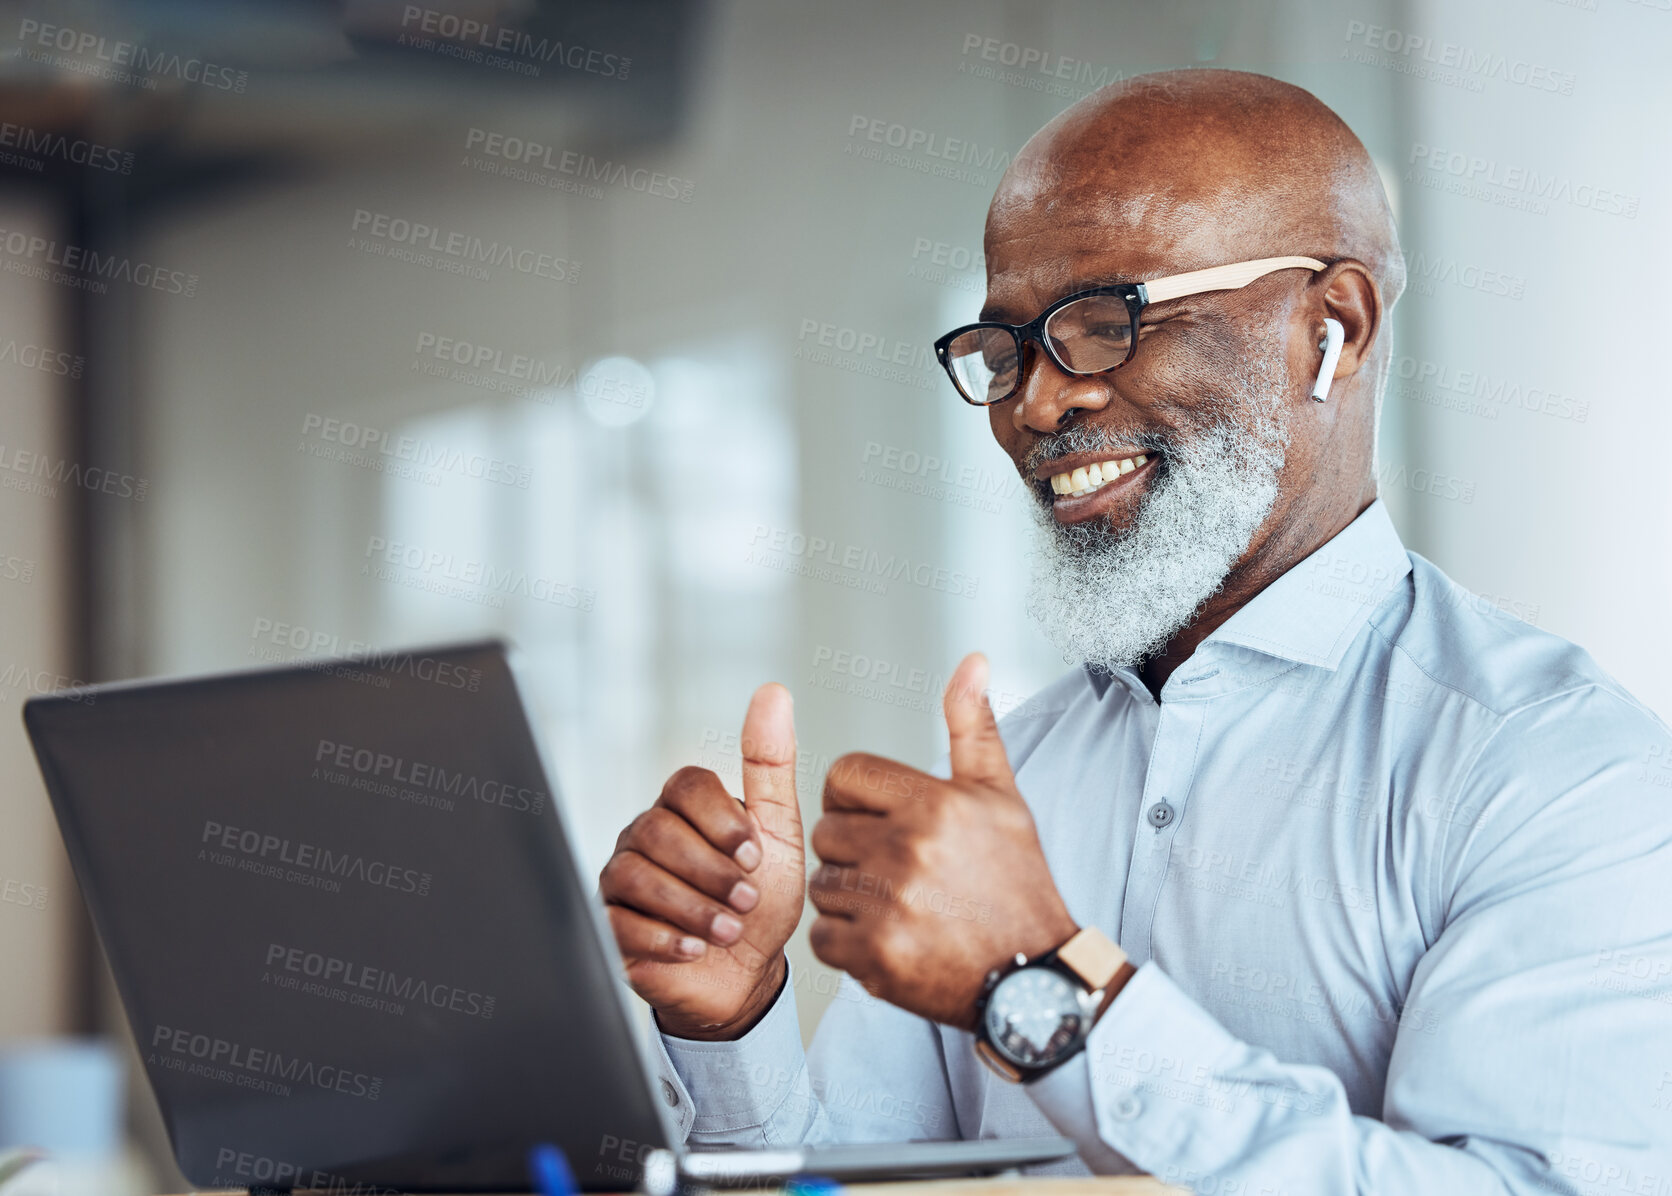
600;683;806;1040
808;653;1079;1031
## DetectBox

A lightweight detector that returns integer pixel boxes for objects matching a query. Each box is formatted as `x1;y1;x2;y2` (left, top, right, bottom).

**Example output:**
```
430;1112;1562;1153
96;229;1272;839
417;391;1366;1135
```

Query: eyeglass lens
943;293;1134;404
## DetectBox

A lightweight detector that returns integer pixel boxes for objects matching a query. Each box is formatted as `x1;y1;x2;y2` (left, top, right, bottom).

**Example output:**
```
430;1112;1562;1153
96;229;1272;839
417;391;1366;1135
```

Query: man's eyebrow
979;273;1142;323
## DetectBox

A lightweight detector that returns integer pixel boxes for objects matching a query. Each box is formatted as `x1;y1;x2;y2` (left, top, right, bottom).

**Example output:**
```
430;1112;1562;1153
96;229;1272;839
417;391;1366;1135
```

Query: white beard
1023;348;1292;672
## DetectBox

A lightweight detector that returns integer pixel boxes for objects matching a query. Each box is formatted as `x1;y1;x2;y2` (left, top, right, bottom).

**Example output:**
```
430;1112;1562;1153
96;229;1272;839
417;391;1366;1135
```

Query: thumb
739;682;801;839
944;653;1016;790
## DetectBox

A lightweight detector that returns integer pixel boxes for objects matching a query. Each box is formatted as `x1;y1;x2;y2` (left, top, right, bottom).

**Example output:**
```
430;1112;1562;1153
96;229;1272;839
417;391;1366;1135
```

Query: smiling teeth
1050;455;1147;497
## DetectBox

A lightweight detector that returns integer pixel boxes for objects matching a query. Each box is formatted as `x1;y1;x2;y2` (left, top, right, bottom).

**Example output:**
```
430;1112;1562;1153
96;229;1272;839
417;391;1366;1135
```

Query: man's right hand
599;683;804;1040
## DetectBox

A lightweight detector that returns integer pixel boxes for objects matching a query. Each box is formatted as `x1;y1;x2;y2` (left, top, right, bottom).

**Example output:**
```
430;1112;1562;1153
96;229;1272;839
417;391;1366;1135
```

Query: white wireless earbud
1311;318;1345;403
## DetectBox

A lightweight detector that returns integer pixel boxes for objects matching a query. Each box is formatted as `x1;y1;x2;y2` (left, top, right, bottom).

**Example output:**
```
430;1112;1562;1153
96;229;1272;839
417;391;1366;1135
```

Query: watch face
983;966;1085;1068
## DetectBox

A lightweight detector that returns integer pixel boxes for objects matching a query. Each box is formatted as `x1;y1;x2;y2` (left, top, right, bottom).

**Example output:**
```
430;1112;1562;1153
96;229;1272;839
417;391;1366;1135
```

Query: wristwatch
972;926;1130;1083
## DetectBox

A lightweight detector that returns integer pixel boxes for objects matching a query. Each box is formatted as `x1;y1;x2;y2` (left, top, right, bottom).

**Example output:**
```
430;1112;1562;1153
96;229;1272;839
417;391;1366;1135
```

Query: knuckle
808;818;836;860
903;832;939;875
661;765;720;804
637;806;680;849
868;922;909;975
616;807;661;851
825;752;870;790
599;851;634;892
806;860;840;894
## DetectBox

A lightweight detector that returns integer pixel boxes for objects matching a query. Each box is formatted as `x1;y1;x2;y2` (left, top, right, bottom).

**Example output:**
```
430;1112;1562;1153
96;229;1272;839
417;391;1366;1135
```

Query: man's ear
1315;260;1381;384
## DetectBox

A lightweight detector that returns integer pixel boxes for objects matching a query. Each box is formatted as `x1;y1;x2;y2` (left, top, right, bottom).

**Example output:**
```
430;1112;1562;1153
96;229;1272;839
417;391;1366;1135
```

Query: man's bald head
991;69;1404;316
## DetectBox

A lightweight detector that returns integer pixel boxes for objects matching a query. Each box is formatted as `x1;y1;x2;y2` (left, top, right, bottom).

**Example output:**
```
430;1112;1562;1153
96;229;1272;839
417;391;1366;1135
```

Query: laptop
23;639;1077;1192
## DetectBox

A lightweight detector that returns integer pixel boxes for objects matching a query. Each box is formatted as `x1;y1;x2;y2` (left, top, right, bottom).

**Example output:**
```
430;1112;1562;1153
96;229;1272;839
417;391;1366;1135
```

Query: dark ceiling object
0;0;701;197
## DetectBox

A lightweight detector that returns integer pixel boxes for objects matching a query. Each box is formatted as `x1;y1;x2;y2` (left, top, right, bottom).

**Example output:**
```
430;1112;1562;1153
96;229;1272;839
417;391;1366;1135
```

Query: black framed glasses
933;255;1327;406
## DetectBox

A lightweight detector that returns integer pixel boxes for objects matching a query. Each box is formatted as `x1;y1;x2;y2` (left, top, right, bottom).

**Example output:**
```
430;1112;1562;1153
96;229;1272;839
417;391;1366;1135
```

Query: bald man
601;71;1672;1191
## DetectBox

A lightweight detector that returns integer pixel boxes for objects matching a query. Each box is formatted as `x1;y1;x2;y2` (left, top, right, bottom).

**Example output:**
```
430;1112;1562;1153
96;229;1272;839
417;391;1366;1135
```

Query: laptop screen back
25;640;674;1192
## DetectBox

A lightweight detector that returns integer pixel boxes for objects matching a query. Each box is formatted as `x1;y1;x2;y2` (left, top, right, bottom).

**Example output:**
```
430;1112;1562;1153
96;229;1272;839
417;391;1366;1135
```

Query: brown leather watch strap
1055;925;1128;991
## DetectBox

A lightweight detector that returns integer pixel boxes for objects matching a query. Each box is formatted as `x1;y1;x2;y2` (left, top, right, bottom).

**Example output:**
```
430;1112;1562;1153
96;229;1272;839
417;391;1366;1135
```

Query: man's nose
1009;342;1113;434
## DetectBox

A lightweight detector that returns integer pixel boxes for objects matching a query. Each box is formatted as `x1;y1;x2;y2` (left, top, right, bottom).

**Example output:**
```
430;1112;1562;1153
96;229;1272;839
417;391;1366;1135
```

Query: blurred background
0;0;1666;1190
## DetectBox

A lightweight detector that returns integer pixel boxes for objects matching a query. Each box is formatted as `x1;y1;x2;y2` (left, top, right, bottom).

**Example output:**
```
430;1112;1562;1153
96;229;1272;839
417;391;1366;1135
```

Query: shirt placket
1117;694;1205;963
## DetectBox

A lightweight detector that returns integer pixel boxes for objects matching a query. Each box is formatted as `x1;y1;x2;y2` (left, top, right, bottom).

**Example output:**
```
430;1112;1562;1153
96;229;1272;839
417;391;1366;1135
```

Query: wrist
657;954;788;1042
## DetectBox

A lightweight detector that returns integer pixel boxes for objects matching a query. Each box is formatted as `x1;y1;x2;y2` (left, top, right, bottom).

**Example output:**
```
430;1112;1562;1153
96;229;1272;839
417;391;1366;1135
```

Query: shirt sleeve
650;956;961;1148
1024;687;1672;1194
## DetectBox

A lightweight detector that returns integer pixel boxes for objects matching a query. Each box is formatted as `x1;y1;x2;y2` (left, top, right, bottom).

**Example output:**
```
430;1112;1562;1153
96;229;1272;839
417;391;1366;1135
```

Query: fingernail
677;936;707;957
734;840;762;871
711;912;743;943
728;880;759;913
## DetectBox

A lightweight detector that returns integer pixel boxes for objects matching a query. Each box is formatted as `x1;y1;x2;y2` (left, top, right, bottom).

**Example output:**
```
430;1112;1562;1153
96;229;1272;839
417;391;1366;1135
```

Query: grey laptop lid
25;639;680;1192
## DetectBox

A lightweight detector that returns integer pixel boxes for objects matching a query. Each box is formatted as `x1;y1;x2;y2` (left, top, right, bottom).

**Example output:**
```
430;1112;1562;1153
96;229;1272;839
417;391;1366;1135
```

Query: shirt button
1110;1093;1142;1121
660;1078;680;1107
1146;800;1175;829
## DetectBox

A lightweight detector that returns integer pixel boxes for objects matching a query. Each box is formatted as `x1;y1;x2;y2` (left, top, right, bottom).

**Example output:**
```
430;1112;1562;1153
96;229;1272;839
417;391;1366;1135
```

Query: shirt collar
1208;499;1410;670
1081;499;1412;693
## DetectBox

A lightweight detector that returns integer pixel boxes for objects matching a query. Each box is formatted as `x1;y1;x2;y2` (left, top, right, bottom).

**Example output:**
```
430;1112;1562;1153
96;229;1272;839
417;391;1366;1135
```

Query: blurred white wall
1397;0;1672;717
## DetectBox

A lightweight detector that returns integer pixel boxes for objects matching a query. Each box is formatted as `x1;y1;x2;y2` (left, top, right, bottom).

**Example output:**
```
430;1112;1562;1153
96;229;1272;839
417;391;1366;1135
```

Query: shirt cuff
1024;962;1240;1173
652;959;807;1139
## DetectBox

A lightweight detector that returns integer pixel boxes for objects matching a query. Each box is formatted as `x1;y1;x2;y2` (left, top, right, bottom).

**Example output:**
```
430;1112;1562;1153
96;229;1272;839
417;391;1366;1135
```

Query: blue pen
784;1177;842;1195
528;1143;579;1196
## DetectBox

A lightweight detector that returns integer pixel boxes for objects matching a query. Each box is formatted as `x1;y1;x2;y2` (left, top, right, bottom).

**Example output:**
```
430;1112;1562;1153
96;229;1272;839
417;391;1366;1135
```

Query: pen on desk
529;1143;578;1196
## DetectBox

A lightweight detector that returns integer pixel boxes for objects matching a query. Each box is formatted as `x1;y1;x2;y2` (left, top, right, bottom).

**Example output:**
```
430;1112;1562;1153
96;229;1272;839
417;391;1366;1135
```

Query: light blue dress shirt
650;499;1672;1194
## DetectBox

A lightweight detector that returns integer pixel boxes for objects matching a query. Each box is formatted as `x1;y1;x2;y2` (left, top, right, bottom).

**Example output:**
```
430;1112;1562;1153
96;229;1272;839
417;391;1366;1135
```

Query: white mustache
1023;353;1292;670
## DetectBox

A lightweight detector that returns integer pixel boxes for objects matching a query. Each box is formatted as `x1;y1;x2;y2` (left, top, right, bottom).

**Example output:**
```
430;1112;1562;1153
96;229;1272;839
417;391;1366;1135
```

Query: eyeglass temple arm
1137;256;1327;304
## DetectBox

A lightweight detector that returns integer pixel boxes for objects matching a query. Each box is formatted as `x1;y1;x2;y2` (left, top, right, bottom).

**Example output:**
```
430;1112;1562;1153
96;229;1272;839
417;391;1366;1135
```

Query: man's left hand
807;652;1079;1032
